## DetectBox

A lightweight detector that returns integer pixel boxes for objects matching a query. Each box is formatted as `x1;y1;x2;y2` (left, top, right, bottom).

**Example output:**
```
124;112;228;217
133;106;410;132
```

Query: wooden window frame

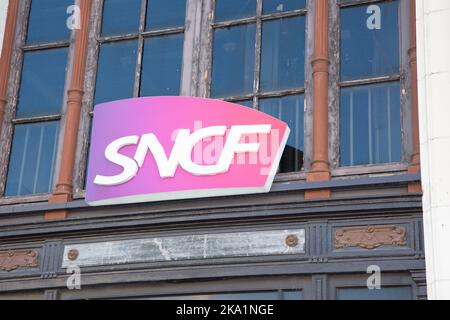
328;0;413;178
0;0;75;205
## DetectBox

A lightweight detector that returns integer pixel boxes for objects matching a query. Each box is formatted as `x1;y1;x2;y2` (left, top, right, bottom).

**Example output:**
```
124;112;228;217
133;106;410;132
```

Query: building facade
0;0;435;300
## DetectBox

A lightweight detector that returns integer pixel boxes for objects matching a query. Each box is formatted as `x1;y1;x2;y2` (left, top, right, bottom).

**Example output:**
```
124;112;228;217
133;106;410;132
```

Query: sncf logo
94;124;272;186
86;97;290;206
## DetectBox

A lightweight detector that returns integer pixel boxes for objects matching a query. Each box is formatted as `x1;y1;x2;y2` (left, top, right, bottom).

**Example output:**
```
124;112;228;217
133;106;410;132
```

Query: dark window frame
0;0;74;204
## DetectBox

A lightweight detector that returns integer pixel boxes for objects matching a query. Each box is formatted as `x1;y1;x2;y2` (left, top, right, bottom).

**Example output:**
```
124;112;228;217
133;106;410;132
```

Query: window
210;0;307;173
4;0;72;197
94;0;186;105
339;0;403;167
337;286;412;300
78;0;187;188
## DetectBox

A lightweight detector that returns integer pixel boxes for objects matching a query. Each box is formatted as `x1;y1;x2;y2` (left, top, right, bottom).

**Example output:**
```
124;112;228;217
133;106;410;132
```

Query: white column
416;0;450;300
0;0;8;55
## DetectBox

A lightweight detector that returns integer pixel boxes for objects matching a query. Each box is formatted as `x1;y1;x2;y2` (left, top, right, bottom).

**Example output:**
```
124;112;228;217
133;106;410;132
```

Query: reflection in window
6;122;59;196
339;0;402;167
26;0;73;44
211;1;307;173
146;0;187;31
214;0;256;22
16;48;68;118
94;40;138;105
261;16;305;92
263;0;306;14
101;0;141;36
260;95;304;172
140;34;184;97
340;82;401;166
337;287;412;300
340;1;399;81
95;0;185;106
211;24;256;98
5;0;71;196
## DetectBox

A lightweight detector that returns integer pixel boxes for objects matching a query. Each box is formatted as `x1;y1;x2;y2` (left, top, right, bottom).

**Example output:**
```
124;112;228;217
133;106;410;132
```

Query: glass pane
211;24;256;98
215;0;256;22
101;0;141;36
263;0;306;14
5;122;59;196
150;290;303;300
26;0;72;44
140;34;183;97
340;82;401;167
337;287;412;300
94;40;138;105
16;48;68;118
260;95;304;172
234;100;254;108
340;1;399;81
146;0;186;30
261;16;305;92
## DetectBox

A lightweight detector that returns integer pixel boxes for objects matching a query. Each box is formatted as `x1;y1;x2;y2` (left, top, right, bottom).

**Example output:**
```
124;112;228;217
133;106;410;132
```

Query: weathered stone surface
62;229;305;267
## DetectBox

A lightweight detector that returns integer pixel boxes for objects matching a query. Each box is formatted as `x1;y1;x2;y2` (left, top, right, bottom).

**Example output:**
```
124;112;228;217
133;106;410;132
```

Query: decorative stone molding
0;249;39;272
335;226;407;250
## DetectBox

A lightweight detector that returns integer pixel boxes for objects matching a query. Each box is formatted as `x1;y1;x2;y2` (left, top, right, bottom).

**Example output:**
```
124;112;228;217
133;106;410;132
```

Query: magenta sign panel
86;97;290;206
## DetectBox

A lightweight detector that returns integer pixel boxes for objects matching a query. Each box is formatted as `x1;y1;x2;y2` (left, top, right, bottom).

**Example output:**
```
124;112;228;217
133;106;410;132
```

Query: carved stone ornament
0;249;39;272
335;225;407;250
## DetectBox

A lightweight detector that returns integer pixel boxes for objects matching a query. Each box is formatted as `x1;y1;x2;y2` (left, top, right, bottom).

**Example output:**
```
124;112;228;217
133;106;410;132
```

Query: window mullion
253;0;263;109
133;0;148;98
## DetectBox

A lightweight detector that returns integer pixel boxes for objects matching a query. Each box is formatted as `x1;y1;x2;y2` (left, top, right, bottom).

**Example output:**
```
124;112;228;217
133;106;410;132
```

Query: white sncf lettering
94;124;271;186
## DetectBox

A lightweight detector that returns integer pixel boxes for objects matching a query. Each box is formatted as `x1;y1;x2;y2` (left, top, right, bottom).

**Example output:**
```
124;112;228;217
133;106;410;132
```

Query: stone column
416;0;450;300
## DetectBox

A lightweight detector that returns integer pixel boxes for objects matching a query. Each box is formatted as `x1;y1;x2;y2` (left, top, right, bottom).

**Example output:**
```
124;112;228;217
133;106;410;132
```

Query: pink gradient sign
86;97;290;206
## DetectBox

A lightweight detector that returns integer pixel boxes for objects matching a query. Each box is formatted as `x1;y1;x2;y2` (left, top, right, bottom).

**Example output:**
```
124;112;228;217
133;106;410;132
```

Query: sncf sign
86;97;290;206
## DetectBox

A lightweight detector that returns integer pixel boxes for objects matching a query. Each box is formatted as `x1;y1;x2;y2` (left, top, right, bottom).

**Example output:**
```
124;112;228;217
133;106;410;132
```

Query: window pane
340;82;401;167
261;16;305;92
140;34;183;97
260;95;304;172
263;0;306;14
340;1;399;81
215;0;256;22
5;122;59;196
16;48;68;118
101;0;141;36
337;287;412;300
146;0;186;31
26;0;72;44
235;100;254;108
211;24;256;98
94;40;138;105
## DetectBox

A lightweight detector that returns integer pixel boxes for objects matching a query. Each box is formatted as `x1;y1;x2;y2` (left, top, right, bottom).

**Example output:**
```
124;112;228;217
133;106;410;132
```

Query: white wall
0;0;8;56
416;0;450;300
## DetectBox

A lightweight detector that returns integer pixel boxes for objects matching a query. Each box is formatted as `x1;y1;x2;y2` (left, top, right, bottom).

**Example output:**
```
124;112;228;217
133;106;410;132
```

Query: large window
0;0;417;201
210;0;307;173
4;0;72;197
338;0;403;167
